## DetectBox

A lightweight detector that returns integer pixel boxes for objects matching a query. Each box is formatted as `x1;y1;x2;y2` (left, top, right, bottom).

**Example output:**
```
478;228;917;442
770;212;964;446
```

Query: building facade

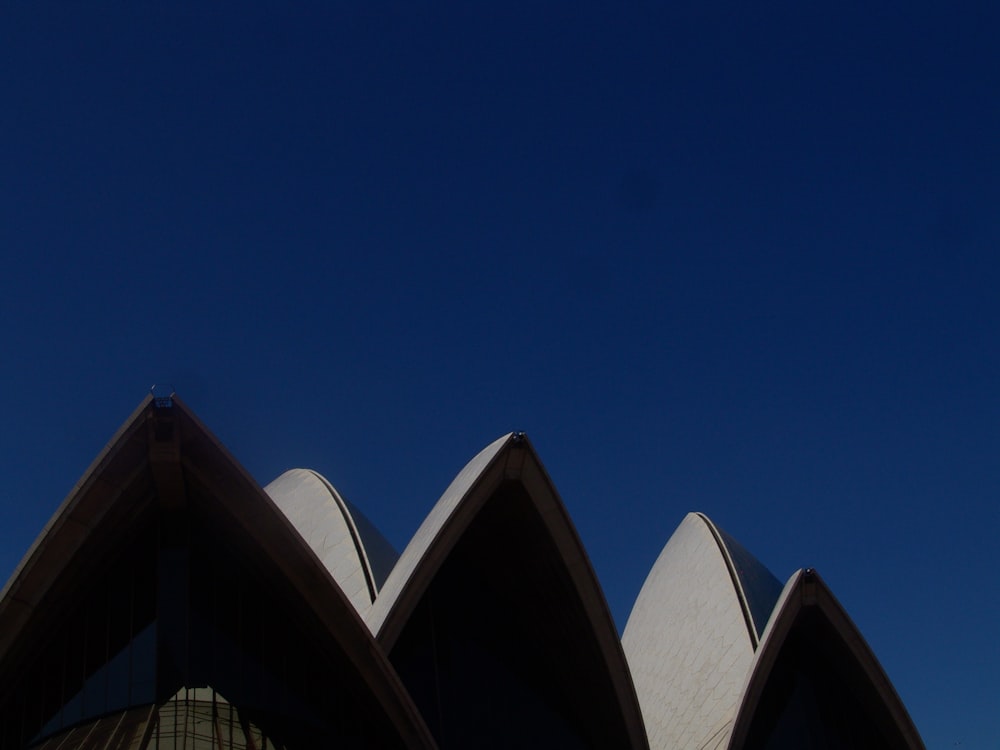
0;396;924;749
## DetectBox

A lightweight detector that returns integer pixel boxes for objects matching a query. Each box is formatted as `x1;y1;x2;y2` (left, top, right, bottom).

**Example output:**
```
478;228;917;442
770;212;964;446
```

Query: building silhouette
0;396;924;749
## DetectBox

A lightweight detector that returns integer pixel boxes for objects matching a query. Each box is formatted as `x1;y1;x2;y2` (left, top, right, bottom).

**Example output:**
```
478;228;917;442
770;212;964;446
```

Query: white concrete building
0;396;924;749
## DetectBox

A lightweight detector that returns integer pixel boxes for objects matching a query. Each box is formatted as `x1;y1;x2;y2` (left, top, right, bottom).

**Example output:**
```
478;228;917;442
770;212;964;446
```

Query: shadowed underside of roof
369;433;649;750
0;397;435;750
727;569;926;750
366;434;512;640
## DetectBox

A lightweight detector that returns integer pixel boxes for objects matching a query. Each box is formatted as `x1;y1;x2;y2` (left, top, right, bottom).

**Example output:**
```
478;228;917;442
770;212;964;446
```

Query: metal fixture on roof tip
150;384;175;409
512;432;527;443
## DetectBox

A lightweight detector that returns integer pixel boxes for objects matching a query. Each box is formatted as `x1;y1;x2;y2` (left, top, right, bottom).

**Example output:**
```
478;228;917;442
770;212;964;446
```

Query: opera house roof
0;395;924;749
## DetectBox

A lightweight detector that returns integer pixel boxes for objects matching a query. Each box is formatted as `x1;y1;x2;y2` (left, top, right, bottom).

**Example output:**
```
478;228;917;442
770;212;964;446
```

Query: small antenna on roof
151;384;175;409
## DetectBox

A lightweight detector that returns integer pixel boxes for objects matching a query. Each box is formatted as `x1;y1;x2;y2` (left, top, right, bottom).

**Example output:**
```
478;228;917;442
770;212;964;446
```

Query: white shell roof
265;468;397;620
726;568;926;750
622;512;761;750
363;432;650;749
366;433;511;640
0;398;438;750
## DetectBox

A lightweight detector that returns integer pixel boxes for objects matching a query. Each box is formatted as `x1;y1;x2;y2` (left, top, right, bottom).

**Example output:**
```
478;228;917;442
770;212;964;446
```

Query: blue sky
2;2;997;746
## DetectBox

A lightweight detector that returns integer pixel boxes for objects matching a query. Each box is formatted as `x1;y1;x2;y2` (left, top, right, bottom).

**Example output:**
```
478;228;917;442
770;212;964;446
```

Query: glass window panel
132;555;157;633
38;708;63;742
61;629;85;728
104;645;130;712
129;623;157;706
39;642;64;736
59;692;81;732
107;576;132;654
5;519;160;748
81;663;108;720
105;575;132;712
81;601;108;718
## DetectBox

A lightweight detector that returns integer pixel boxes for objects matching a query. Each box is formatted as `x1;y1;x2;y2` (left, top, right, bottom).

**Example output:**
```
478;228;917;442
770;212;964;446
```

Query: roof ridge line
306;469;380;604
694;512;760;649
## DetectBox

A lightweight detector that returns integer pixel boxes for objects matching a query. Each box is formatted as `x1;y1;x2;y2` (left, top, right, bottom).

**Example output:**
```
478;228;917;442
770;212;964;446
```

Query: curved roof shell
727;568;925;750
622;512;781;750
0;394;926;750
265;468;398;619
368;433;650;749
366;433;510;642
0;396;436;750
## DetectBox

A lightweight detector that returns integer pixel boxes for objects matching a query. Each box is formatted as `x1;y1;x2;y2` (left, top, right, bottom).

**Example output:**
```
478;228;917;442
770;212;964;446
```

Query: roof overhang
727;568;925;750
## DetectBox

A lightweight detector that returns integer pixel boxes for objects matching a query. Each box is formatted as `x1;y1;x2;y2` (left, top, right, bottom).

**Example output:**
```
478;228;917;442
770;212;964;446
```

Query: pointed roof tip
623;512;763;750
0;392;267;638
1;396;440;750
149;383;175;408
0;394;158;606
728;567;926;750
366;431;524;641
367;431;649;750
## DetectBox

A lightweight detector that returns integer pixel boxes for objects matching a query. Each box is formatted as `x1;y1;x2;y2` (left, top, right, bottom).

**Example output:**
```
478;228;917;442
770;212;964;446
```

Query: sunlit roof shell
623;512;777;750
265;469;398;619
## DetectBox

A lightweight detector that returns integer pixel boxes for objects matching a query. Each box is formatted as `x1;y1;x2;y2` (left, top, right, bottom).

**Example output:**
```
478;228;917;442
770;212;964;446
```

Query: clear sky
1;3;997;747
